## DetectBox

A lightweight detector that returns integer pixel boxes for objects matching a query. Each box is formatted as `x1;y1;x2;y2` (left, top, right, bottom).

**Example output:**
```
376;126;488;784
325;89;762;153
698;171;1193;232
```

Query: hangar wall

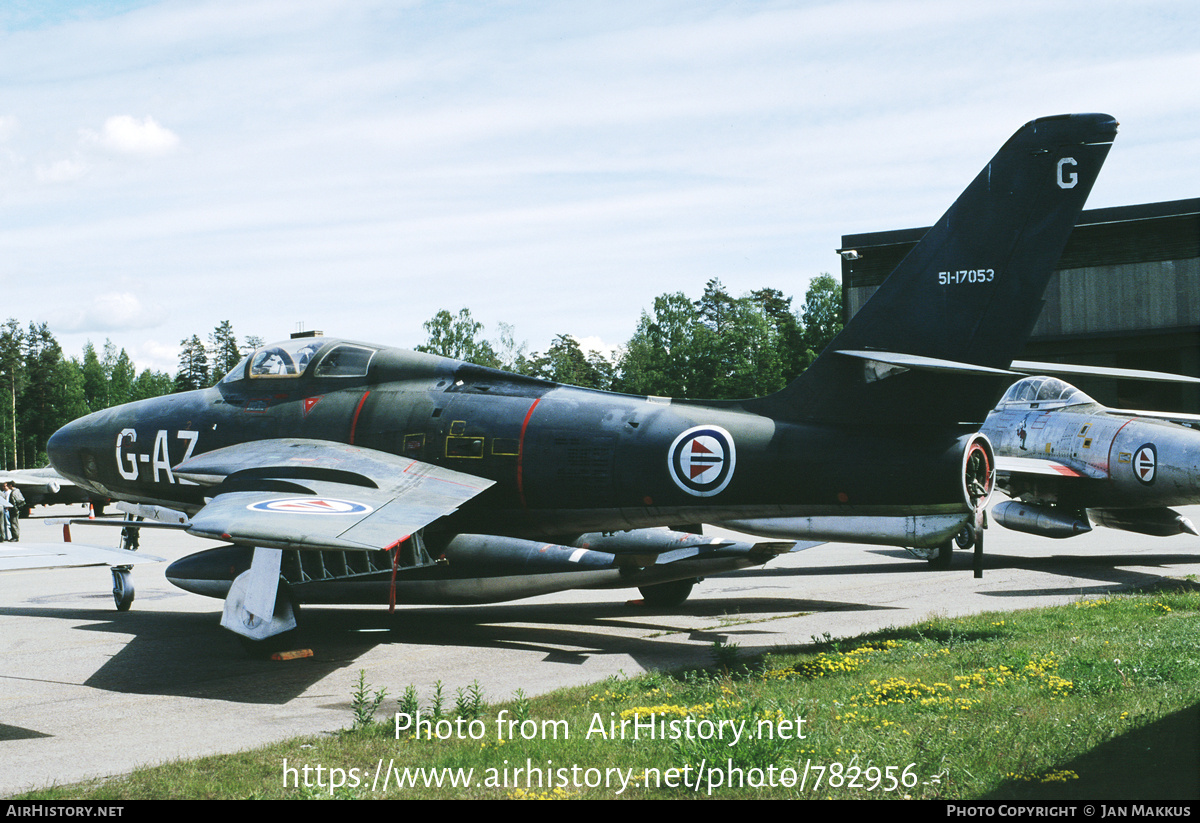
839;198;1200;412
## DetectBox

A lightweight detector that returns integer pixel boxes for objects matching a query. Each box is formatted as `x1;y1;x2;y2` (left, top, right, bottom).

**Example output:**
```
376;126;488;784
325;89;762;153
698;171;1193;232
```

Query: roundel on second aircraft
668;425;736;497
1133;443;1157;485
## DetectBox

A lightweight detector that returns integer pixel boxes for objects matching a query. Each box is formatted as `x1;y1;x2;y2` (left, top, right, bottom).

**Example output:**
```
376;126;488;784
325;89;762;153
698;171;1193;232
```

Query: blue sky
1;0;1198;374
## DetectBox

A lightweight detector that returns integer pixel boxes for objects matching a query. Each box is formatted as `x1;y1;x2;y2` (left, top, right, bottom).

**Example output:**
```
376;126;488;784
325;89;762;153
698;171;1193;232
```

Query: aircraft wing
995;455;1088;479
0;543;165;572
175;439;495;551
0;467;75;496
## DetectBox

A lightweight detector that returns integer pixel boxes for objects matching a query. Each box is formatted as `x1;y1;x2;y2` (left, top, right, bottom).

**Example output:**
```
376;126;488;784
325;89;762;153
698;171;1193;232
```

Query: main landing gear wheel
638;579;696;607
954;523;976;551
111;567;134;611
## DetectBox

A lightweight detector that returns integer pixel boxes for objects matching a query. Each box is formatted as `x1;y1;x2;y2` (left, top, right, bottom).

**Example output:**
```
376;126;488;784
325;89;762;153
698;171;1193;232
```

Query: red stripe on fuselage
349;390;371;444
516;397;542;509
1104;418;1135;479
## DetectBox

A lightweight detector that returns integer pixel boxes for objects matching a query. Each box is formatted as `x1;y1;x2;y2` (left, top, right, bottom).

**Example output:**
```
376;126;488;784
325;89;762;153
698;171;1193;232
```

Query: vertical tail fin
753;113;1118;426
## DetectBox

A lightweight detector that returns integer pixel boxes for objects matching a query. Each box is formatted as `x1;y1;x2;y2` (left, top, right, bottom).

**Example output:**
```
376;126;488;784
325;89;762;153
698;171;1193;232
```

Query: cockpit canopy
996;376;1095;410
220;338;377;383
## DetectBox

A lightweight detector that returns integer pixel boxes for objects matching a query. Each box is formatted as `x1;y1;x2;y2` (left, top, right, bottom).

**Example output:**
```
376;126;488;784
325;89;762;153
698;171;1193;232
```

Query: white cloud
35;156;88;182
87;115;180;156
572;335;622;362
49;292;166;333
129;338;183;375
3;0;1199;364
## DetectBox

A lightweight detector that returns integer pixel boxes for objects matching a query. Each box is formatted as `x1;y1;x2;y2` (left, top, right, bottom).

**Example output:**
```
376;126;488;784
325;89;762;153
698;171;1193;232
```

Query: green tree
0;319;25;469
132;369;175;401
617;286;794;399
750;287;805;383
800;274;844;367
105;342;136;407
18;324;84;466
696;278;736;337
208;321;241;384
615;292;704;397
525;335;613;390
81;342;108;412
715;297;785;398
493;322;529;374
416;308;501;368
175;335;210;392
586;349;617;391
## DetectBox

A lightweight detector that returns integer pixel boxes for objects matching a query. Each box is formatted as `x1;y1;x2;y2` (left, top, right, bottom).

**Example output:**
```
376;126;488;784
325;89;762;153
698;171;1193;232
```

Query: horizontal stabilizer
837;350;1019;379
1010;361;1200;384
0;543;165;572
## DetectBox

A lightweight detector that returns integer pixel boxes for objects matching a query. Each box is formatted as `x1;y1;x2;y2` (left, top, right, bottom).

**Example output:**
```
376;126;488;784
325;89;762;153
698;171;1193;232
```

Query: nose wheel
112;566;134;611
110;513;142;612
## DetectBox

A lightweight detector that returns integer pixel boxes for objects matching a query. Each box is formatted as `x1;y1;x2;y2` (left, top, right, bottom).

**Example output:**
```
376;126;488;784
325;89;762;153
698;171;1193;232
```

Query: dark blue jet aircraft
44;114;1119;644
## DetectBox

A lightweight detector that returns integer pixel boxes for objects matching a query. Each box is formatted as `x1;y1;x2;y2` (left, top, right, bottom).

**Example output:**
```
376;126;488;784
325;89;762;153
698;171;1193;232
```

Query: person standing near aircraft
0;483;11;541
6;483;23;541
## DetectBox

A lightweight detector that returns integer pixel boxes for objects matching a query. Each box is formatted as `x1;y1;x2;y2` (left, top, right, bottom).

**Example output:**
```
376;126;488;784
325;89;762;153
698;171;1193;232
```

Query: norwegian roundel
668;425;736;497
247;497;374;515
1133;443;1157;485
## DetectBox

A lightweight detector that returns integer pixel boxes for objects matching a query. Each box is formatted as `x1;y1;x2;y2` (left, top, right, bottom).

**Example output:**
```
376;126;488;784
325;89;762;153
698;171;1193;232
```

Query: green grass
17;585;1199;800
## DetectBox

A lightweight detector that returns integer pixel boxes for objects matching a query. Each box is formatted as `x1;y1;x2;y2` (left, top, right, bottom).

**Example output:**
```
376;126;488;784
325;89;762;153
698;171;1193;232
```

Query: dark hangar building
839;197;1200;412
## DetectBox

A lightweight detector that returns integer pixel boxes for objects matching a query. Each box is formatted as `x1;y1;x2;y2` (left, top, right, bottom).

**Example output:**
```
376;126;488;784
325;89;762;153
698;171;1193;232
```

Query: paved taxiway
2;504;1198;796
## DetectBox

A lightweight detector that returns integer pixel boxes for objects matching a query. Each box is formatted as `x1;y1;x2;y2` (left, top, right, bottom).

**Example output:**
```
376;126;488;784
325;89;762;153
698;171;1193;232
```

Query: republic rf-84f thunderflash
981;374;1200;543
42;114;1118;645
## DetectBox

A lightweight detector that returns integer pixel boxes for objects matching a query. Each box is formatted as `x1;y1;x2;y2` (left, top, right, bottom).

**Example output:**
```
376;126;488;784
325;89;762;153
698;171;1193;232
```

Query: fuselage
982;377;1200;510
47;336;979;545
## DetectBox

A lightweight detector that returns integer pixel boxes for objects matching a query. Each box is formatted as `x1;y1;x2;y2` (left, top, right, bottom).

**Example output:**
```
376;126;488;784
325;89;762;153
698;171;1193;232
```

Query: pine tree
208;321;241;384
175;335;210;392
0;320;25;469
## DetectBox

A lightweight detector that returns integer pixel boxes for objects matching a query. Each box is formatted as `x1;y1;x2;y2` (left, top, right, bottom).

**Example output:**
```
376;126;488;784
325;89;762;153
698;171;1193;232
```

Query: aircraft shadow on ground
0;590;894;705
734;549;1200;597
984;703;1200;801
8;549;1192;706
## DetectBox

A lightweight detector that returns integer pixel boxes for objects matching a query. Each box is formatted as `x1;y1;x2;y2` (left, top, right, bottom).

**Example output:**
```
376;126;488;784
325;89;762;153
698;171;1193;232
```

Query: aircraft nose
46;419;78;474
47;413;103;487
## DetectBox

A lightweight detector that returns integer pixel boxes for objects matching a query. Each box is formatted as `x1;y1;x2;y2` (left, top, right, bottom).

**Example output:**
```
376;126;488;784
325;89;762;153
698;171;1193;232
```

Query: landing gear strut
111;513;141;611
